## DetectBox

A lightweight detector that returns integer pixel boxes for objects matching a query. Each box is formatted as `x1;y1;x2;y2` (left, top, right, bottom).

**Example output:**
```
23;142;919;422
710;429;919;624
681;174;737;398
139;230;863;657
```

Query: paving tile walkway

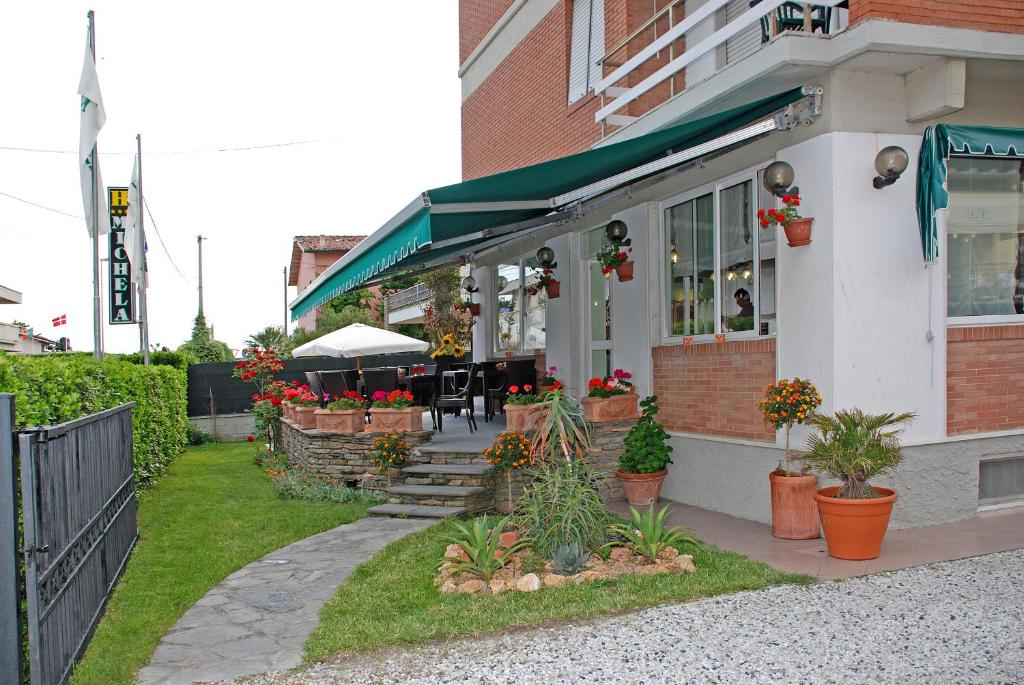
136;516;434;685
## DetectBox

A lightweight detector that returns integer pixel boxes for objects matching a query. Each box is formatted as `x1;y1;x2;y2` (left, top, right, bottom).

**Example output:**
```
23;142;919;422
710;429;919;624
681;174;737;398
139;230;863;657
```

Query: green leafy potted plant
503;384;546;432
597;243;633;282
758;378;822;540
616;395;672;506
804;409;915;560
315;390;365;434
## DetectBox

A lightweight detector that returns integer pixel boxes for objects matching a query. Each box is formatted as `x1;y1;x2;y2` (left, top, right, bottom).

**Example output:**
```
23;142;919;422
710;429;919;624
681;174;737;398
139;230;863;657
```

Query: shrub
187;426;214;445
0;352;188;486
442;515;526;581
530;388;589;463
619;395;672;475
118;350;194;370
515;459;612;557
607;504;697;560
267;469;386;505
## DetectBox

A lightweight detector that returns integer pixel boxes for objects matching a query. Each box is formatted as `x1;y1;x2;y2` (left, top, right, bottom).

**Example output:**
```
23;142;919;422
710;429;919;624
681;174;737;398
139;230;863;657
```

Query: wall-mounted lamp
536;246;557;269
670;243;678;264
461;275;478;294
497;275;508;292
762;160;798;198
605;219;631;246
872;145;909;189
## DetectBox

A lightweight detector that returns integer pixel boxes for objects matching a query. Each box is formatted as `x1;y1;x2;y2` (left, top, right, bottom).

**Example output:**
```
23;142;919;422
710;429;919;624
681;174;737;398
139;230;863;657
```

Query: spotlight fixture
872;145;909;189
536;246;557;269
605;219;631;246
461;275;478;294
670;243;679;264
762;160;798;198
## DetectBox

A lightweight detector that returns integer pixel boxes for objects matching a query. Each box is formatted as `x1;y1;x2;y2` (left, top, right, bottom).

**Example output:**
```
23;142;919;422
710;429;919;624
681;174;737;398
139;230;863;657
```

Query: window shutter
724;0;762;65
568;0;594;104
588;0;605;94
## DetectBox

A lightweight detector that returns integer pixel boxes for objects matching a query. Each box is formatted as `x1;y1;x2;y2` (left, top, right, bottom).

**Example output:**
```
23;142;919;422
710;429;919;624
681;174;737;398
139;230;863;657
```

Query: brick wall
849;0;1024;34
652;339;776;441
460;0;518;64
947;325;1024;435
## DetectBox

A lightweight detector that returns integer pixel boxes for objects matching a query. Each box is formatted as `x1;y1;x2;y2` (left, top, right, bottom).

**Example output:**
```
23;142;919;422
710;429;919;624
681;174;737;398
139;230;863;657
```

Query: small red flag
52;314;67;327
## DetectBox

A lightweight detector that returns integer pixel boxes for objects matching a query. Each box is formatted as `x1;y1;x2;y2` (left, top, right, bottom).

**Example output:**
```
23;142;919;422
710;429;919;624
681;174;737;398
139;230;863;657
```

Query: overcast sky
0;1;461;354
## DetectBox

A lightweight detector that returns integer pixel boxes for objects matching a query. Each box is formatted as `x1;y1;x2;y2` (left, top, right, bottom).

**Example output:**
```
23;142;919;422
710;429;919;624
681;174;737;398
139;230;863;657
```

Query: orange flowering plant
758;377;822;475
370;432;411;487
483;431;533;512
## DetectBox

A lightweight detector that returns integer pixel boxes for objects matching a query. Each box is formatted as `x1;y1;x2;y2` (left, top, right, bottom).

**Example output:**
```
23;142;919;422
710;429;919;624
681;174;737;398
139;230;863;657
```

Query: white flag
78;26;108;237
125;153;146;288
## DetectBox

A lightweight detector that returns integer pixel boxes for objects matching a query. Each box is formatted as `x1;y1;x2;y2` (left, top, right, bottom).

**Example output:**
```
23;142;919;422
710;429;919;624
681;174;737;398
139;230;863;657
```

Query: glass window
522;257;547;351
494;255;548;355
495;263;519;352
946;156;1024;318
664;169;774;339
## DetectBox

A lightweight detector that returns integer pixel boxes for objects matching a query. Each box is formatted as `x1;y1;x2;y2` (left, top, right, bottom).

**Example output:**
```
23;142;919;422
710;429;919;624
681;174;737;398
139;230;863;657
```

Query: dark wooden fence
1;395;137;685
187;353;467;416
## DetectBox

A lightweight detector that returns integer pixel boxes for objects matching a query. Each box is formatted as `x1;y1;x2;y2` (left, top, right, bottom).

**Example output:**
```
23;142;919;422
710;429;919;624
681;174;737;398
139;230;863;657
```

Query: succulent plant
552;541;590;575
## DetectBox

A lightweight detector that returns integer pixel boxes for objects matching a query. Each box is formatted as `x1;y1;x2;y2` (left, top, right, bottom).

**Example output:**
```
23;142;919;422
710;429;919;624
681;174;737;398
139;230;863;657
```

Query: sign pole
89;11;103;359
283;266;288;336
137;133;150;364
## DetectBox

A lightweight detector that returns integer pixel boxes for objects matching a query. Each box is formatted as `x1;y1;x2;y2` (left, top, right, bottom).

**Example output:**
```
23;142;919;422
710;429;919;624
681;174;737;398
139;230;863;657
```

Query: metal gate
18;402;138;685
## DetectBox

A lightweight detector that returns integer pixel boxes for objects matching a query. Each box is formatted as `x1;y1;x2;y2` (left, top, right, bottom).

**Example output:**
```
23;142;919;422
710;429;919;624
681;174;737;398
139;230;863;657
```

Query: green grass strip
71;442;370;685
306;520;814;660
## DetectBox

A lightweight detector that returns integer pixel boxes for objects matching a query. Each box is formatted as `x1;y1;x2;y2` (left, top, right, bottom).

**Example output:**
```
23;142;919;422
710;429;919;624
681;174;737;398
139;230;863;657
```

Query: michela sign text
107;187;135;324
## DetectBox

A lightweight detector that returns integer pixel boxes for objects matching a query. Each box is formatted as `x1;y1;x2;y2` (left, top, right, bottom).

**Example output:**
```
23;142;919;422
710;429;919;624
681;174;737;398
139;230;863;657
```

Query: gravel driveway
239;549;1024;685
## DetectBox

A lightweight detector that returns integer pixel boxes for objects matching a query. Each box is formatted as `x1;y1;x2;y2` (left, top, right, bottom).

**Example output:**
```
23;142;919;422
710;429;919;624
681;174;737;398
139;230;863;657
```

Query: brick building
292;1;1024;527
288;235;374;331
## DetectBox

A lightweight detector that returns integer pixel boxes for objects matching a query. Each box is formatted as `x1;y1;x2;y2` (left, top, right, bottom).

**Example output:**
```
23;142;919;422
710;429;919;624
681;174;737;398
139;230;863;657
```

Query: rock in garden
658;547;680;561
610;547;633;562
516;573;541;592
575;570;602;584
445;544;469;561
457;579;489;594
489;578;506;594
499;531;518;548
633;563;660;576
672;554;696;573
439;580;458;594
543;573;568;588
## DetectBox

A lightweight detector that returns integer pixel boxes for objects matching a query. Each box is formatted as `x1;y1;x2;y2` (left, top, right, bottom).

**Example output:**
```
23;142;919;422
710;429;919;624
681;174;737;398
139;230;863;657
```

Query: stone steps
367;503;467;518
388;483;491;510
401;463;494;488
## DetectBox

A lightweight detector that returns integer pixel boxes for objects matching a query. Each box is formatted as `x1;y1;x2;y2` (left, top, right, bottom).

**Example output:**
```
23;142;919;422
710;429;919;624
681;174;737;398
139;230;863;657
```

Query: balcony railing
595;0;845;137
384;282;430;312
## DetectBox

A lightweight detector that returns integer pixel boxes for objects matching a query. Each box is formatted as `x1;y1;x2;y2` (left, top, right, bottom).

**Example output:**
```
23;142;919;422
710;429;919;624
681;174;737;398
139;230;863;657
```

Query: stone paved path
136;516;433;685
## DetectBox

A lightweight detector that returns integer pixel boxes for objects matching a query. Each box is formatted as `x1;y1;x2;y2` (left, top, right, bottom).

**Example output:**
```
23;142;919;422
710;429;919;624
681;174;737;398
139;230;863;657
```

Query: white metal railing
385;282;430;311
594;0;843;135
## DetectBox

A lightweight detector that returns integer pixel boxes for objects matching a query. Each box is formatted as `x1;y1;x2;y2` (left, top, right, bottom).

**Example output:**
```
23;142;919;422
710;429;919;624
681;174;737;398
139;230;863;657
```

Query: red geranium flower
246;435;254;442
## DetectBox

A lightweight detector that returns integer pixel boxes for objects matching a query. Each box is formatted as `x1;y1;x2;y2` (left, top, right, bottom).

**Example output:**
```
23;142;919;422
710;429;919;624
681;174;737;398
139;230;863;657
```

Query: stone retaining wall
280;419;434;490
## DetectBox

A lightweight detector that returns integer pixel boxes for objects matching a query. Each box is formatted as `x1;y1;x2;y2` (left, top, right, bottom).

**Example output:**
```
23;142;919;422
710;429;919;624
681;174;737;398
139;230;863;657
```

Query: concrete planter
582;393;639;422
369;406;424;432
293;405;318;430
314;408;365;434
504;403;547;433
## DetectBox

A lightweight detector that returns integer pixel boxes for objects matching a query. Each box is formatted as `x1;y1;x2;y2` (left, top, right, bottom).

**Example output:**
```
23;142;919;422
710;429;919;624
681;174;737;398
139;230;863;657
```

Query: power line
0;136;342;156
0;189;84;221
143;197;191;284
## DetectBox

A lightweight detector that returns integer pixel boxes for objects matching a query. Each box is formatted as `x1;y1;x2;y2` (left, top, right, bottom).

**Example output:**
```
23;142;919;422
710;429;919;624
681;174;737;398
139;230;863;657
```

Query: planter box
314;408;365;434
281;403;294;423
581;393;639;422
293;405;318;430
369;406;424;432
504;403;547;433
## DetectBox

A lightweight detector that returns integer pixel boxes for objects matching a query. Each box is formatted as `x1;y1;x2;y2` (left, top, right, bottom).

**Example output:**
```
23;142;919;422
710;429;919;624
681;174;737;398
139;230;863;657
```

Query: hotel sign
107;187;135;324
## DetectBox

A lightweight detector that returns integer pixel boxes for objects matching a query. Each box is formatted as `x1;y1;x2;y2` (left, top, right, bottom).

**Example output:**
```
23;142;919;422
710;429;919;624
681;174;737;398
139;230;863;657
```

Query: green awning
291;87;806;320
917;124;1024;262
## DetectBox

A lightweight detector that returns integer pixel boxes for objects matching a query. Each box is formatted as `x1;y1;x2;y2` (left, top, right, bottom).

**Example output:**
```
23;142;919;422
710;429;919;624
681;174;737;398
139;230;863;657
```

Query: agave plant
803;409;915;499
607;504;696;561
441;515;529;581
530;388;590;463
552;541;590;575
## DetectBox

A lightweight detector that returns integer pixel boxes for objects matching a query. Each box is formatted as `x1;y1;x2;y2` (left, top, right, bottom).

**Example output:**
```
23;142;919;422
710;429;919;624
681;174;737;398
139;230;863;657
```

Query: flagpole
88;10;103;360
137;133;150;364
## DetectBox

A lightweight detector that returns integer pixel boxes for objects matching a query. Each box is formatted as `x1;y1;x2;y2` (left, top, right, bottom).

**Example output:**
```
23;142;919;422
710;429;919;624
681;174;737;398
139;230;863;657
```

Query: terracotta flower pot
315;408;364;434
783;217;813;247
281;403;293;423
769;472;820;539
294;405;318;430
581;393;639;422
369;406;424;432
544;280;561;299
813;486;897;560
614;260;634;282
504;403;546;432
468;303;481;317
615;469;668;507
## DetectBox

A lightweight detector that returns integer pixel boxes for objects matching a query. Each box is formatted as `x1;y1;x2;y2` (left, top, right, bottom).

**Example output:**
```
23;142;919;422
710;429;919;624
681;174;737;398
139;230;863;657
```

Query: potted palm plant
804;409;915;560
758;378;822;539
615;396;672;506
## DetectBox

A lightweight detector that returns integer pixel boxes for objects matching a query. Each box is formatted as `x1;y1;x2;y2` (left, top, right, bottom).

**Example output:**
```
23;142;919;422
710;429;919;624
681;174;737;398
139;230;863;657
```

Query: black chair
317;370;351;401
363;368;399;404
486;360;537;421
342;369;359;397
433;364;480;433
304;372;326;407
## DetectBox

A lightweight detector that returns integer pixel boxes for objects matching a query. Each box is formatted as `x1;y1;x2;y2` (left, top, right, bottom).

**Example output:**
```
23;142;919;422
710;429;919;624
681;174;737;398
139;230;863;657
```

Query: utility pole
197;234;205;315
282;267;288;336
137;133;150;364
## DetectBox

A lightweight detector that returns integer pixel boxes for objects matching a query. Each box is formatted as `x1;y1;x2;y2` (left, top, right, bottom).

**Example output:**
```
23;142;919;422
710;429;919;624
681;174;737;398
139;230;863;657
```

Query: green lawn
306;519;813;660
71;442;371;685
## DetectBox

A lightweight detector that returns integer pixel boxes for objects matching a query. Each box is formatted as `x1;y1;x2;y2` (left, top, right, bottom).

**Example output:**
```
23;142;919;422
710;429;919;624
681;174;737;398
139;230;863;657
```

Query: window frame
944;152;1024;327
492;257;548;356
659;163;775;345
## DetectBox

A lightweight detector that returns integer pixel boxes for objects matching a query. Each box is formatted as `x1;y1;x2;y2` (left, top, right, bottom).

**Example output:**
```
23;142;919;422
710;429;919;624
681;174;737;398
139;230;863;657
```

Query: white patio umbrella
292;322;428;370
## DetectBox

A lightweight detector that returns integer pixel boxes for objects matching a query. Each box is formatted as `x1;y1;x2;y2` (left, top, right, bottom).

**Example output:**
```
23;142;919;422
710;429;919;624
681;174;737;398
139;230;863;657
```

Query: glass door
587;259;612;380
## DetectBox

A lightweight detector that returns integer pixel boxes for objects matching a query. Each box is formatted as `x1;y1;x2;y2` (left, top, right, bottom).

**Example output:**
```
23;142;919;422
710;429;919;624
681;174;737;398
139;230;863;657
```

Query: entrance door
586;259;612;380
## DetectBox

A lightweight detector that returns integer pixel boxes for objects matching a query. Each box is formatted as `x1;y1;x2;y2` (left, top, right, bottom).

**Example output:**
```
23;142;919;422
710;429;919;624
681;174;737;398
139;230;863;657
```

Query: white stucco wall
608;204;653;399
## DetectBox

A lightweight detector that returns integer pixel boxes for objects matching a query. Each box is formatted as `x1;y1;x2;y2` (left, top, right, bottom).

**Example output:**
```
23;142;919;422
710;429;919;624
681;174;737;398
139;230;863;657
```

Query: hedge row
0;353;188;486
